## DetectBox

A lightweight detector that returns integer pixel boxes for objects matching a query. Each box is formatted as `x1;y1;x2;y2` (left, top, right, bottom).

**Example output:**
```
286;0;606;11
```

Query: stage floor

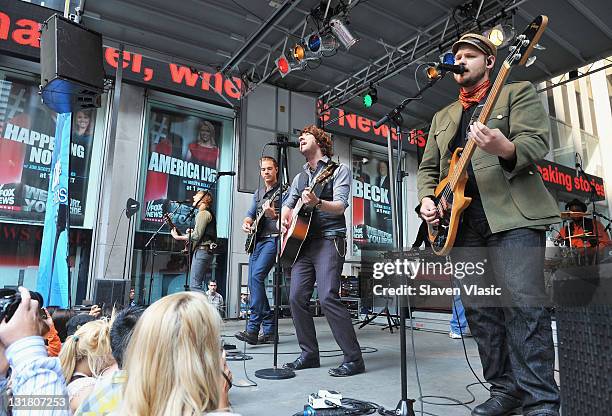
222;316;560;416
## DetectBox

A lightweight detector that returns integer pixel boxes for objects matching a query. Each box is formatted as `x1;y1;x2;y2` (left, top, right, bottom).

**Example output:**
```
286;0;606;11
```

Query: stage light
426;66;441;80
362;86;377;108
483;24;515;49
275;53;306;78
293;44;306;61
307;33;321;52
441;51;455;64
330;18;358;50
125;198;140;218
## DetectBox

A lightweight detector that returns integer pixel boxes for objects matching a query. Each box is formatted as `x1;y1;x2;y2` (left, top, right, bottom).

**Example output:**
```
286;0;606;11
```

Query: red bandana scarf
459;79;491;110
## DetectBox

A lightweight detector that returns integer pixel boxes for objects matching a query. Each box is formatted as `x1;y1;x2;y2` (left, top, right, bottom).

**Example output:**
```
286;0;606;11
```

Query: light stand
145;201;182;304
255;133;295;380
375;76;443;416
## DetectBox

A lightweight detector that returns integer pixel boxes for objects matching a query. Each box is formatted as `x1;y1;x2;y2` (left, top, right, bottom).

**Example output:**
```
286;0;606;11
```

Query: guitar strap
299;160;339;199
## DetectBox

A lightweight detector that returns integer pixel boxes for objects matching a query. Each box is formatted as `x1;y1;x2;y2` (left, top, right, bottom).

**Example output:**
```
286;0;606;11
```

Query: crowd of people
0;287;236;416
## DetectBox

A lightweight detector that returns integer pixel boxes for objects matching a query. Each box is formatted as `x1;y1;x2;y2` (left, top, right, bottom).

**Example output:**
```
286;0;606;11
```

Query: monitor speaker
93;279;129;308
40;14;104;113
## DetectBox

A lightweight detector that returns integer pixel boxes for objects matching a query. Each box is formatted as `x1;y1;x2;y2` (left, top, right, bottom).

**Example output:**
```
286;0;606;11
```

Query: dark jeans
455;216;560;416
247;237;277;335
191;248;213;291
289;237;362;363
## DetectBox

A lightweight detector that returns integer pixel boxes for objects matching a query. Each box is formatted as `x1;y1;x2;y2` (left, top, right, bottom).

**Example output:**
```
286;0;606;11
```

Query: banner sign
536;160;605;200
352;153;394;255
37;112;71;308
0;1;241;107
0;76;95;225
140;107;222;232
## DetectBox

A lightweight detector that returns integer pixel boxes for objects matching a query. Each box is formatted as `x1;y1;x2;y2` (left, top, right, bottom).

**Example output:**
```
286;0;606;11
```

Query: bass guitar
244;183;289;254
281;162;338;266
427;15;548;255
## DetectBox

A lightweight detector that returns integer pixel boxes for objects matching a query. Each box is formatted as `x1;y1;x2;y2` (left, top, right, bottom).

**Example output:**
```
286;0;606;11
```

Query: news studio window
131;99;234;301
0;69;105;297
351;148;394;257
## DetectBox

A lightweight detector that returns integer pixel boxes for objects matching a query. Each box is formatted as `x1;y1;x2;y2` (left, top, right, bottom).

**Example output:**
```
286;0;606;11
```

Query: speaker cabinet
94;279;129;308
40;14;104;113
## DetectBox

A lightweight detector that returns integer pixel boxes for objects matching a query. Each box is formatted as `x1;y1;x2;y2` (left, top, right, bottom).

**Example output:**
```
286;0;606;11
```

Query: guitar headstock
504;15;548;67
314;164;337;186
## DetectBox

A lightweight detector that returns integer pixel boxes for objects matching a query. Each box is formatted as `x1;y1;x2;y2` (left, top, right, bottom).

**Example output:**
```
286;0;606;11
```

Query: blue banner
37;113;71;307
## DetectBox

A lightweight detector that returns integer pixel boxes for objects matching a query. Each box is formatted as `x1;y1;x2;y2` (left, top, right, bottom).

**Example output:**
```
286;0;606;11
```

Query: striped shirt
1;336;70;416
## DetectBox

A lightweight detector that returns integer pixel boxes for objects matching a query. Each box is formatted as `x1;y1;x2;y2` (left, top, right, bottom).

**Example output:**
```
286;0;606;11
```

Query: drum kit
545;210;612;270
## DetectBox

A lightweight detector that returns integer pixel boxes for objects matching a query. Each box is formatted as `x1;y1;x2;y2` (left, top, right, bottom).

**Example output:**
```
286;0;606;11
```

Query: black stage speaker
40;14;104;113
553;264;612;415
94;279;129;308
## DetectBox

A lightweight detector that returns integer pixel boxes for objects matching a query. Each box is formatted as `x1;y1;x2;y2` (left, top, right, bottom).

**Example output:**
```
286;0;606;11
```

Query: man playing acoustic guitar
418;34;560;416
235;157;283;345
281;125;364;377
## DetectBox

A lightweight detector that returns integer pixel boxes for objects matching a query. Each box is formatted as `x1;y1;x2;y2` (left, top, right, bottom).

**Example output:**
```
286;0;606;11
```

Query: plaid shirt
73;370;126;416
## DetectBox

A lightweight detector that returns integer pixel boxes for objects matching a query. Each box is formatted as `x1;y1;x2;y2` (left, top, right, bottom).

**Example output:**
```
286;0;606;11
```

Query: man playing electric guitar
235;157;284;345
280;125;364;377
417;34;560;415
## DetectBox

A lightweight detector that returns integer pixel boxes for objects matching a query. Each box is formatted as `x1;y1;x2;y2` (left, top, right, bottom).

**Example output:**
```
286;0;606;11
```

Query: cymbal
560;211;590;219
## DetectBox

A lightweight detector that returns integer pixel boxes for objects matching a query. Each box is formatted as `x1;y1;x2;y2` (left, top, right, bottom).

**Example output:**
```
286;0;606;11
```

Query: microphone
426;62;465;79
216;171;236;176
171;199;191;204
266;141;300;148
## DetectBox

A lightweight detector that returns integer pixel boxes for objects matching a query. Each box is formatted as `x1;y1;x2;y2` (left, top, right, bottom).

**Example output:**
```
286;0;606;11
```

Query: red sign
0;2;241;107
317;101;426;151
536;160;605;200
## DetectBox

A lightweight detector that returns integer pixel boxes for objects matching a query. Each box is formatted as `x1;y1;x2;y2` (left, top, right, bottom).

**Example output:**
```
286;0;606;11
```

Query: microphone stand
144;201;183;305
255;133;295;380
576;155;600;264
376;74;443;416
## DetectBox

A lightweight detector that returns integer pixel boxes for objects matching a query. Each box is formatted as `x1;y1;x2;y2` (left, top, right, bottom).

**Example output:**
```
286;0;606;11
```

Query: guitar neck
449;63;512;189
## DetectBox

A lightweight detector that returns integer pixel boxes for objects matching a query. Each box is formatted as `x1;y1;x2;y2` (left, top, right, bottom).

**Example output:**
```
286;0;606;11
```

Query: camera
0;289;45;323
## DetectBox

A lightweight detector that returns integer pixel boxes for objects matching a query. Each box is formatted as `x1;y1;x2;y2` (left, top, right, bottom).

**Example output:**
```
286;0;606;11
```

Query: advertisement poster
0;76;97;226
352;153;394;255
140;107;222;232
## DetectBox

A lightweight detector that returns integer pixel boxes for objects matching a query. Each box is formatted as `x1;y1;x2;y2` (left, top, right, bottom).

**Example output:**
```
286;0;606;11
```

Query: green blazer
417;81;560;233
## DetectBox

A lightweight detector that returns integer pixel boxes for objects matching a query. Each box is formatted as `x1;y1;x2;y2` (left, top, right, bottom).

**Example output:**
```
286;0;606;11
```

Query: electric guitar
281;162;339;266
244;183;289;254
163;213;189;253
427;15;548;255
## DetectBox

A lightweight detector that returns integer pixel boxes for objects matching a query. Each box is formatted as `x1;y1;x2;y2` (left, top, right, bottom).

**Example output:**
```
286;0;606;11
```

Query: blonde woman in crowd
116;291;236;416
59;318;115;413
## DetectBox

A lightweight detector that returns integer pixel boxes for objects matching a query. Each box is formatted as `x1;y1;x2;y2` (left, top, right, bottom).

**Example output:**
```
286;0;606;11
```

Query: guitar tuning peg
533;43;546;50
509;45;517;52
525;56;537;67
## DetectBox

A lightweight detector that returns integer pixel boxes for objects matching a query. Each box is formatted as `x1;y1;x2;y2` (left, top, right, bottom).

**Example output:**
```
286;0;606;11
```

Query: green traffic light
363;94;373;108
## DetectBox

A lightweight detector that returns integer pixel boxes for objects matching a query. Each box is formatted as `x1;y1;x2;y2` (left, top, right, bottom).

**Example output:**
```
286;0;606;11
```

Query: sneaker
449;331;462;339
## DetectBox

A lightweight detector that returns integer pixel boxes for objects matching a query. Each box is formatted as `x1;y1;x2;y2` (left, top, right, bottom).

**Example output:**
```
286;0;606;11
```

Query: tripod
255;134;295;380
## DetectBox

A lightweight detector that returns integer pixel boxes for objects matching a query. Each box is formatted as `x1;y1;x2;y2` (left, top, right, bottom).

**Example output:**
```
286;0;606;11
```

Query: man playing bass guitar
417;33;560;416
280;125;364;377
235;157;284;345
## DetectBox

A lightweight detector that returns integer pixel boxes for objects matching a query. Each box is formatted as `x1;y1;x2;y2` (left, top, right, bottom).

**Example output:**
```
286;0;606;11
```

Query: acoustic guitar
244;183;289;254
280;162;339;266
163;212;189;253
427;15;548;255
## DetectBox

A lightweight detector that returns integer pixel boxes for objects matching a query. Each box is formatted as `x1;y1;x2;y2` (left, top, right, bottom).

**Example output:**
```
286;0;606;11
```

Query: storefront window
351;148;393;256
0;69;105;301
131;99;234;305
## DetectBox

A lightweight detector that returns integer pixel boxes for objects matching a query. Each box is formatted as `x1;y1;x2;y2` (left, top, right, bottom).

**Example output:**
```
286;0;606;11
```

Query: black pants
289;237;362;363
455;216;560;416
